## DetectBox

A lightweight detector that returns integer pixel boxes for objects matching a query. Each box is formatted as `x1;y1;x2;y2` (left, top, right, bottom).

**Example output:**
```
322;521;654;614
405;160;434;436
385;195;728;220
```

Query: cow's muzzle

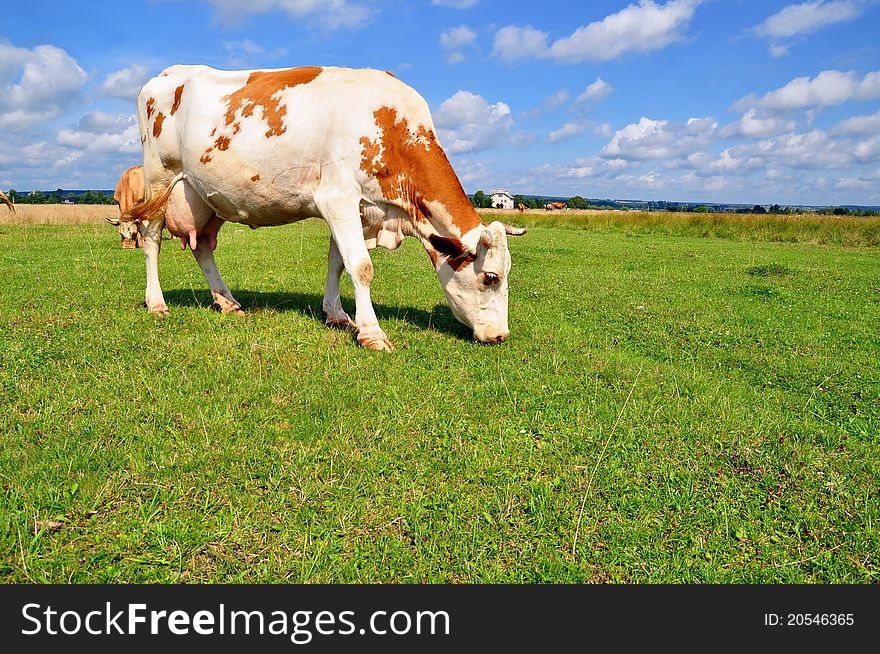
473;327;509;344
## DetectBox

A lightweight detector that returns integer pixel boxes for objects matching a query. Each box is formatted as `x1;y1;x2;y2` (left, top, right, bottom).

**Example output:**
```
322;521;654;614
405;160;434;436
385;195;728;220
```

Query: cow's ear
429;234;467;258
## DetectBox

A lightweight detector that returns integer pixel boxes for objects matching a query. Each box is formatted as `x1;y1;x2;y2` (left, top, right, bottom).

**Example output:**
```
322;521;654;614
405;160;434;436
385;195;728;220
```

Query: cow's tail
0;190;13;212
121;172;184;223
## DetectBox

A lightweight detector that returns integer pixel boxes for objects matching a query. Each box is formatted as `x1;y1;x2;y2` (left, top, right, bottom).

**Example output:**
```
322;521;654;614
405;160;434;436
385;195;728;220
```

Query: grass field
1;210;878;583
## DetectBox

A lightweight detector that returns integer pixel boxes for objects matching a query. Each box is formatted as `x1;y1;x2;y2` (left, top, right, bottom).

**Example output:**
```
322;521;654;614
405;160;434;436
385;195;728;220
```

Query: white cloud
575;77;613;106
680;149;765;175
224;40;287;67
547;122;588;143
595;122;613;137
440;25;477;65
769;44;790;58
732;129;857;169
434;91;515;154
493;1;701;63
440;25;477;49
0;43;87;131
199;0;373;31
57;112;141;154
98;64;152;101
732;69;880;112
854;135;880;163
751;1;866;38
547;0;701;63
522;89;570;118
492;26;549;62
451;159;490;186
600;116;717;160
834;169;880;192
719;109;797;138
530;157;630;181
831;110;880;134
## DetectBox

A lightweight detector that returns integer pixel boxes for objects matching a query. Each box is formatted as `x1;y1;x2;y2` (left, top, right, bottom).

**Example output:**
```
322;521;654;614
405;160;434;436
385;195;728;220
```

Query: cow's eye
483;272;500;286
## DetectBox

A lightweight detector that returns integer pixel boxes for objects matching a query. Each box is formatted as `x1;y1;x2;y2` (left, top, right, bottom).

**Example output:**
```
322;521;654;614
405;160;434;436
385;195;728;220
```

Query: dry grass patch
0;204;119;225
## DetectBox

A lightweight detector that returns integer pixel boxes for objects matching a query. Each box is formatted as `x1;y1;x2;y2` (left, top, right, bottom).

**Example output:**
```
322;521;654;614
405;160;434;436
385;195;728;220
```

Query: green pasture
1;217;878;582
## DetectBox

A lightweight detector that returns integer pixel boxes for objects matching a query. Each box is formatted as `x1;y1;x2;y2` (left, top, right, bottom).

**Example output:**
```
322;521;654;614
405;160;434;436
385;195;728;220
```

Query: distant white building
490;189;514;209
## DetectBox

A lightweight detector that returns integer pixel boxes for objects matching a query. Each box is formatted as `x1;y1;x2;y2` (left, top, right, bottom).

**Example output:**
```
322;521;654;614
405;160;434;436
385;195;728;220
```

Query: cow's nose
492;331;509;344
475;329;509;344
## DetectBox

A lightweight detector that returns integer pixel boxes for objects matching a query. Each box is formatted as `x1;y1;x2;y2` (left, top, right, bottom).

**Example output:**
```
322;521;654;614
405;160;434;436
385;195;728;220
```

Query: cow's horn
503;224;527;235
106;215;121;225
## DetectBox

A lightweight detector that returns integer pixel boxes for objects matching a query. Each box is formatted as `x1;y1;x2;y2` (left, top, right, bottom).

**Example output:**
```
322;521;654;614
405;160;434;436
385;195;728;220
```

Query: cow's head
430;221;526;344
106;214;139;248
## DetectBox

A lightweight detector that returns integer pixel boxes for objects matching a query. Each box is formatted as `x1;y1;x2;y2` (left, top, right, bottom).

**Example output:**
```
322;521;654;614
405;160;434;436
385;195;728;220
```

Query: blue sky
1;0;879;205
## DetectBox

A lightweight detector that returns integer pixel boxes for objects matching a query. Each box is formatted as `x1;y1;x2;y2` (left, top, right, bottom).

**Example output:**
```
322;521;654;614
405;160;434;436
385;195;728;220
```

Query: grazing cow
123;65;527;350
108;165;145;248
517;203;525;214
0;190;13;212
544;201;566;211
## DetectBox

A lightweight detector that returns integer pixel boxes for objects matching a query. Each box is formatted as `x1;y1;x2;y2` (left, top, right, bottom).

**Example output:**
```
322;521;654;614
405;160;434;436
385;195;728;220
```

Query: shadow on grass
161;288;472;340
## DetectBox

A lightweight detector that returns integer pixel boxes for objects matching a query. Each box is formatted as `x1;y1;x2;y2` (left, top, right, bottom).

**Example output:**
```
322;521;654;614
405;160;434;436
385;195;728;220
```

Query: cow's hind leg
166;183;243;314
322;236;356;331
140;219;169;314
191;215;244;315
316;194;392;351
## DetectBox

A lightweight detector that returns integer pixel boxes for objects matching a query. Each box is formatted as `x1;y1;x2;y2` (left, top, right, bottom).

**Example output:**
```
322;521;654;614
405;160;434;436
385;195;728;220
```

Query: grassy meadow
1;207;878;583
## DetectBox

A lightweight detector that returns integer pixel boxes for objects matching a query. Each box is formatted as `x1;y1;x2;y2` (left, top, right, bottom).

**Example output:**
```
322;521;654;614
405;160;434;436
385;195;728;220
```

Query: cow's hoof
149;304;170;316
211;301;245;315
325;315;357;331
357;335;394;352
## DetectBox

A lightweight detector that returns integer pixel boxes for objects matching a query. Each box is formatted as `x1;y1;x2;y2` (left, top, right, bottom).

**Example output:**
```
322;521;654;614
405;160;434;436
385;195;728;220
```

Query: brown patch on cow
429;234;476;272
210;127;217;137
152;112;165;138
214;135;231;151
200;147;213;164
415;196;432;219
232;122;241;135
356;260;374;286
170;84;184;115
223;66;322;139
251;174;261;182
385;71;396;78
141;136;146;144
359;106;481;235
426;246;439;267
146;97;156;120
449;252;477;272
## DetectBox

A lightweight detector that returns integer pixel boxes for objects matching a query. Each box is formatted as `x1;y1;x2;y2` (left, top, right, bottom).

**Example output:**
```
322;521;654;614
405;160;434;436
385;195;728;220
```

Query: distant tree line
469;191;612;210
468;191;879;216
4;189;116;205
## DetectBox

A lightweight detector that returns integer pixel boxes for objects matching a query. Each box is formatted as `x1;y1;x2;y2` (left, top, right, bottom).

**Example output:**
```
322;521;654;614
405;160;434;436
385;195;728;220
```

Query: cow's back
114;165;145;213
138;65;436;226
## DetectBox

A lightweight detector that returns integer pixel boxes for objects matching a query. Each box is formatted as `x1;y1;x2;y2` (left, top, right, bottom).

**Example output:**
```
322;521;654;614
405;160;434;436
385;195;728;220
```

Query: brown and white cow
123;65;526;350
0;190;13;212
108;165;145;248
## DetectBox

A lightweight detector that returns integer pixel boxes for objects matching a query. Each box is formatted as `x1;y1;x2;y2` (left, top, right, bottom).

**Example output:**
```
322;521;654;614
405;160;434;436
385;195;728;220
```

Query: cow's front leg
322;236;356;331
191;222;244;315
319;202;392;351
140;219;168;314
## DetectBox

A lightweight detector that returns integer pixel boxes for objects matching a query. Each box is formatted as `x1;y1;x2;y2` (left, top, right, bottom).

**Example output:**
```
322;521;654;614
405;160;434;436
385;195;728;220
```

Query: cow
108;165;145;248
544;201;566;211
517;203;525;214
122;65;527;350
0;190;13;212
